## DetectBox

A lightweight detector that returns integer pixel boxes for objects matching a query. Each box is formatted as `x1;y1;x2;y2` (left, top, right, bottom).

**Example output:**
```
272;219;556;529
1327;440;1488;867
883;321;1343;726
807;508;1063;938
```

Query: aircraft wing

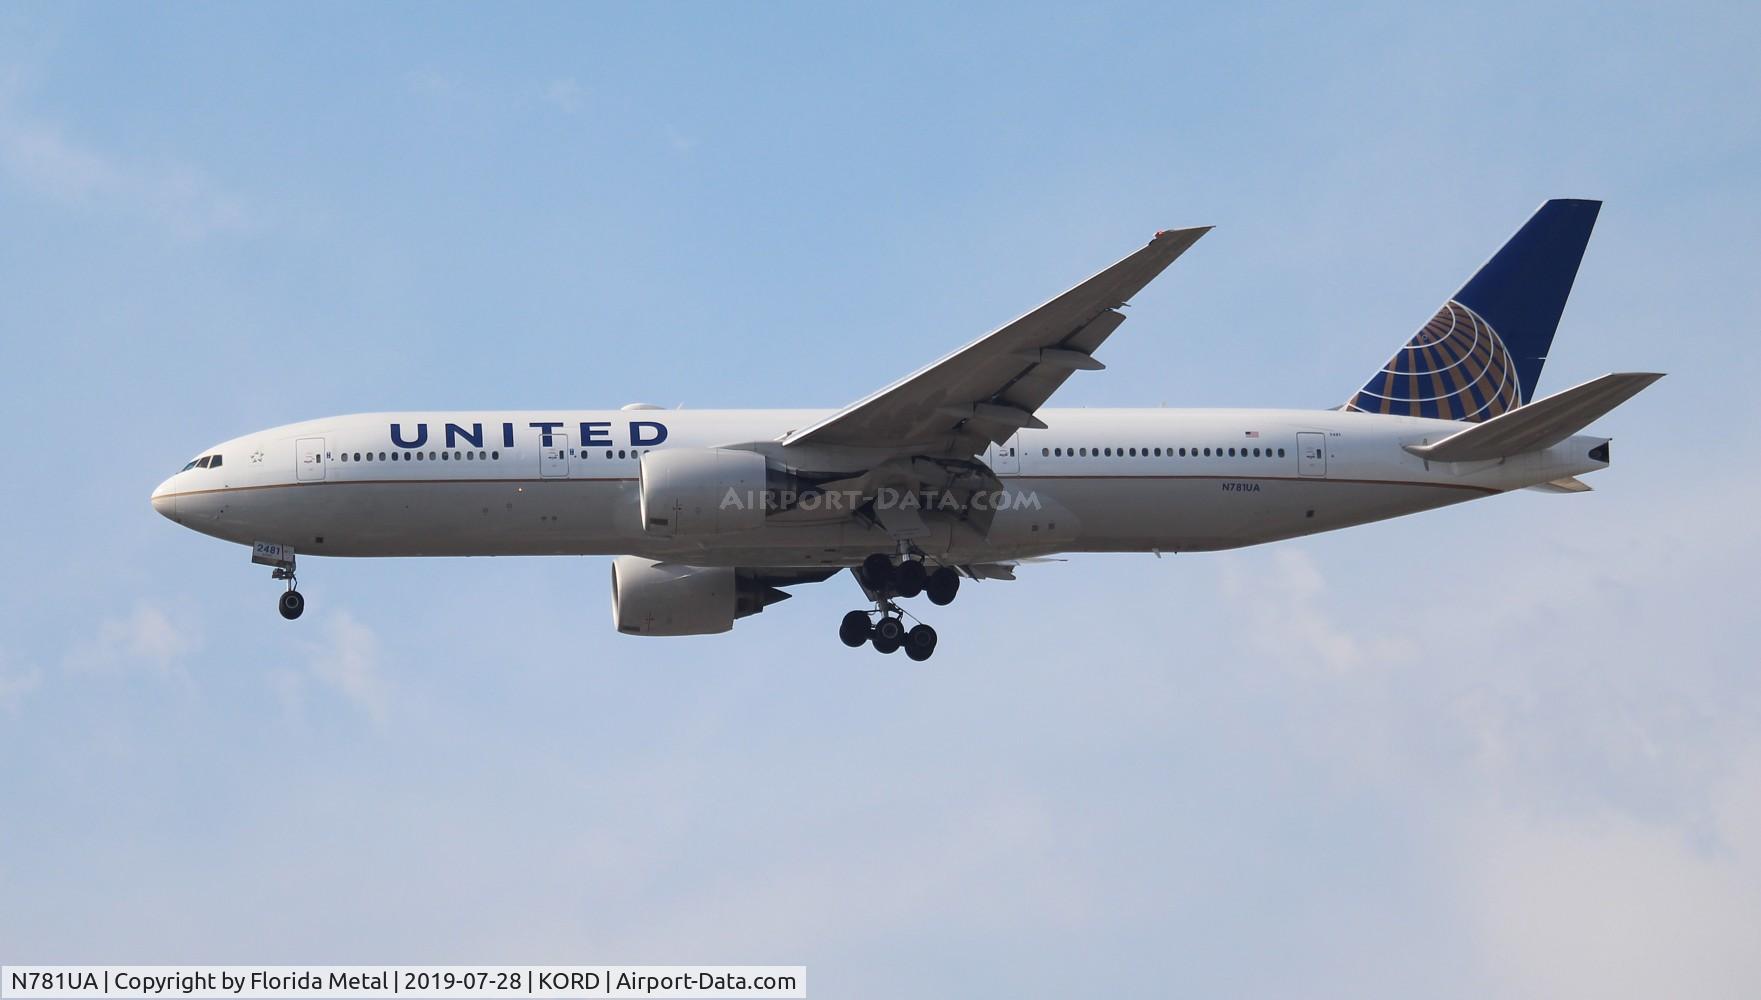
781;227;1209;457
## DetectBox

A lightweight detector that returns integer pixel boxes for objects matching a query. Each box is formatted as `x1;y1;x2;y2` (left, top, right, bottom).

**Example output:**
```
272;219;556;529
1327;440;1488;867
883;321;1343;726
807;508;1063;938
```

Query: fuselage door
296;437;326;482
540;433;571;478
1297;432;1327;477
991;433;1022;475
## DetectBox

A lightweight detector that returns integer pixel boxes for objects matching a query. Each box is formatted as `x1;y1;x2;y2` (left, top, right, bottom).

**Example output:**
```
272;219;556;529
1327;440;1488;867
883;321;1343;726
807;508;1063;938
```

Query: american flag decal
1244;430;1259;438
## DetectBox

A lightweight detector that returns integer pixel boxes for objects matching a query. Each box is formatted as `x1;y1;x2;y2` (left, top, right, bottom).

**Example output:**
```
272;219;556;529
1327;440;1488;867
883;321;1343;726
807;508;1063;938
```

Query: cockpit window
181;459;199;471
209;455;222;468
197;456;212;468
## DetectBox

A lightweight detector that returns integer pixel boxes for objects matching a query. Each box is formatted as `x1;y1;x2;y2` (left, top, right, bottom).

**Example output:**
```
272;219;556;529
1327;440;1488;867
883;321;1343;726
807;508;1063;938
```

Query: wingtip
1153;225;1213;240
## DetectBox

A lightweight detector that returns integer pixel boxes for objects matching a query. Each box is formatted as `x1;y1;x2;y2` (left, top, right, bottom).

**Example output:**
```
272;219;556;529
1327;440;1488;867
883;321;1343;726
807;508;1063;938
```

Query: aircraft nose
151;477;179;522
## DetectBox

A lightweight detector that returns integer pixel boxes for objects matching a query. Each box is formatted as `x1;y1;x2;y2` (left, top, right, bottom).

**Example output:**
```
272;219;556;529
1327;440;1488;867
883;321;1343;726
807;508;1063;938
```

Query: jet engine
638;448;772;538
610;556;792;636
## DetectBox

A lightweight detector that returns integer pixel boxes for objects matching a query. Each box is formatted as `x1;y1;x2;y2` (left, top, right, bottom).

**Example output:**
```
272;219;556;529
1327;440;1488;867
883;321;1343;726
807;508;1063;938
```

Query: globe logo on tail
1344;300;1520;422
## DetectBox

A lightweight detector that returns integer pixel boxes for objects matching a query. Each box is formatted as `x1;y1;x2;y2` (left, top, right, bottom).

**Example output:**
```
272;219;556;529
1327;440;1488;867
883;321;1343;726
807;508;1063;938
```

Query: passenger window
1128;448;1136;457
1203;448;1211;457
619;450;627;459
1041;448;1049;457
1279;447;1286;457
493;451;500;460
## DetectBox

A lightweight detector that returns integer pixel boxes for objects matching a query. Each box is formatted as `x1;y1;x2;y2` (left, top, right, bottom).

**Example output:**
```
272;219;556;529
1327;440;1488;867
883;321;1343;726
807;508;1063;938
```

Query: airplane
151;199;1660;661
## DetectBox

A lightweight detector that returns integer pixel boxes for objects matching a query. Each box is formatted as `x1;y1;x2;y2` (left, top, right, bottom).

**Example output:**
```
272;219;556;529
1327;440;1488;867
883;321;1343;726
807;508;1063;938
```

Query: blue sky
2;3;1759;996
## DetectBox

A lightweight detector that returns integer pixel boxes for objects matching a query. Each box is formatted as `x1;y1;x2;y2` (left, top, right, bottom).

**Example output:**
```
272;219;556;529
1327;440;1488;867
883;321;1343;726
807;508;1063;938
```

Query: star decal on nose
251;450;265;464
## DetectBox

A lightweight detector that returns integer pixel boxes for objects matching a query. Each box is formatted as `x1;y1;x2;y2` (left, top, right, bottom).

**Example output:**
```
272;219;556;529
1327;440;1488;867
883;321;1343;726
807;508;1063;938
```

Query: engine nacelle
609;556;791;636
639;447;768;538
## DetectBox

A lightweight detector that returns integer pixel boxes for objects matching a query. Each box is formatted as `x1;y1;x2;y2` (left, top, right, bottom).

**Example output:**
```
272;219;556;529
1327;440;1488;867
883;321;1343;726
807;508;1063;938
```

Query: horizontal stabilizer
1406;372;1663;463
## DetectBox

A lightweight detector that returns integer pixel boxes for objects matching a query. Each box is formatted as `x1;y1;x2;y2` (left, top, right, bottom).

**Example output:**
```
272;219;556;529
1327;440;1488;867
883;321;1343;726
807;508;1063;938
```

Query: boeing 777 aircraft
152;200;1659;660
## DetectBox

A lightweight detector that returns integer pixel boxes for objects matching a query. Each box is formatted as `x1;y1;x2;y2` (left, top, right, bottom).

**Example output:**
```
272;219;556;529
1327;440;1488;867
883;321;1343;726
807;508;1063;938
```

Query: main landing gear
839;554;960;660
839;607;938;661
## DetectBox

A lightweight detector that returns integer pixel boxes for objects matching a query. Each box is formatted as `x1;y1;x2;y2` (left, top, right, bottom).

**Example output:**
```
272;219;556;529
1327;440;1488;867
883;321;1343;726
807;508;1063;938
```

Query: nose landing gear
253;542;305;620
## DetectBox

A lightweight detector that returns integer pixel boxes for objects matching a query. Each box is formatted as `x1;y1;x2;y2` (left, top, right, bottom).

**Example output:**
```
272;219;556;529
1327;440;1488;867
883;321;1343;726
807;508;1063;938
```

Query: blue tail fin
1345;199;1601;422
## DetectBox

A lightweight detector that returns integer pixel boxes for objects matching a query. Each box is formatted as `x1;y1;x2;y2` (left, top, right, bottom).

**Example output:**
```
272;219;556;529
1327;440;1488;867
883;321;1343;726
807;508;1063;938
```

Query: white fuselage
149;407;1610;567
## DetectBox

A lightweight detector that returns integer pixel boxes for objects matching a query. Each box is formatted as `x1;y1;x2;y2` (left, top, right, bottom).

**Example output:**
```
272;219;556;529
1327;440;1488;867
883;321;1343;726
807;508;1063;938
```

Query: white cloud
63;603;200;680
303;611;390;722
1219;547;1416;675
0;652;42;713
663;124;698;153
1453;756;1761;999
0;107;253;239
544;77;586;114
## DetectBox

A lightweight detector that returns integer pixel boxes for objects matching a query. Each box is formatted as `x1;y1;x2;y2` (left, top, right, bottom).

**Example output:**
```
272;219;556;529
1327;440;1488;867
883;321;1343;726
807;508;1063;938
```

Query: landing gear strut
839;553;954;659
255;542;305;620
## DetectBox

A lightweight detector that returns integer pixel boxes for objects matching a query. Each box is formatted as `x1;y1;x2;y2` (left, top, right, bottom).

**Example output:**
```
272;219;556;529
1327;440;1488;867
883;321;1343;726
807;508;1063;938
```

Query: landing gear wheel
905;623;938;661
896;560;927;598
926;567;960;606
839;610;872;648
278;590;306;621
872;615;904;653
861;553;896;591
873;615;905;644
